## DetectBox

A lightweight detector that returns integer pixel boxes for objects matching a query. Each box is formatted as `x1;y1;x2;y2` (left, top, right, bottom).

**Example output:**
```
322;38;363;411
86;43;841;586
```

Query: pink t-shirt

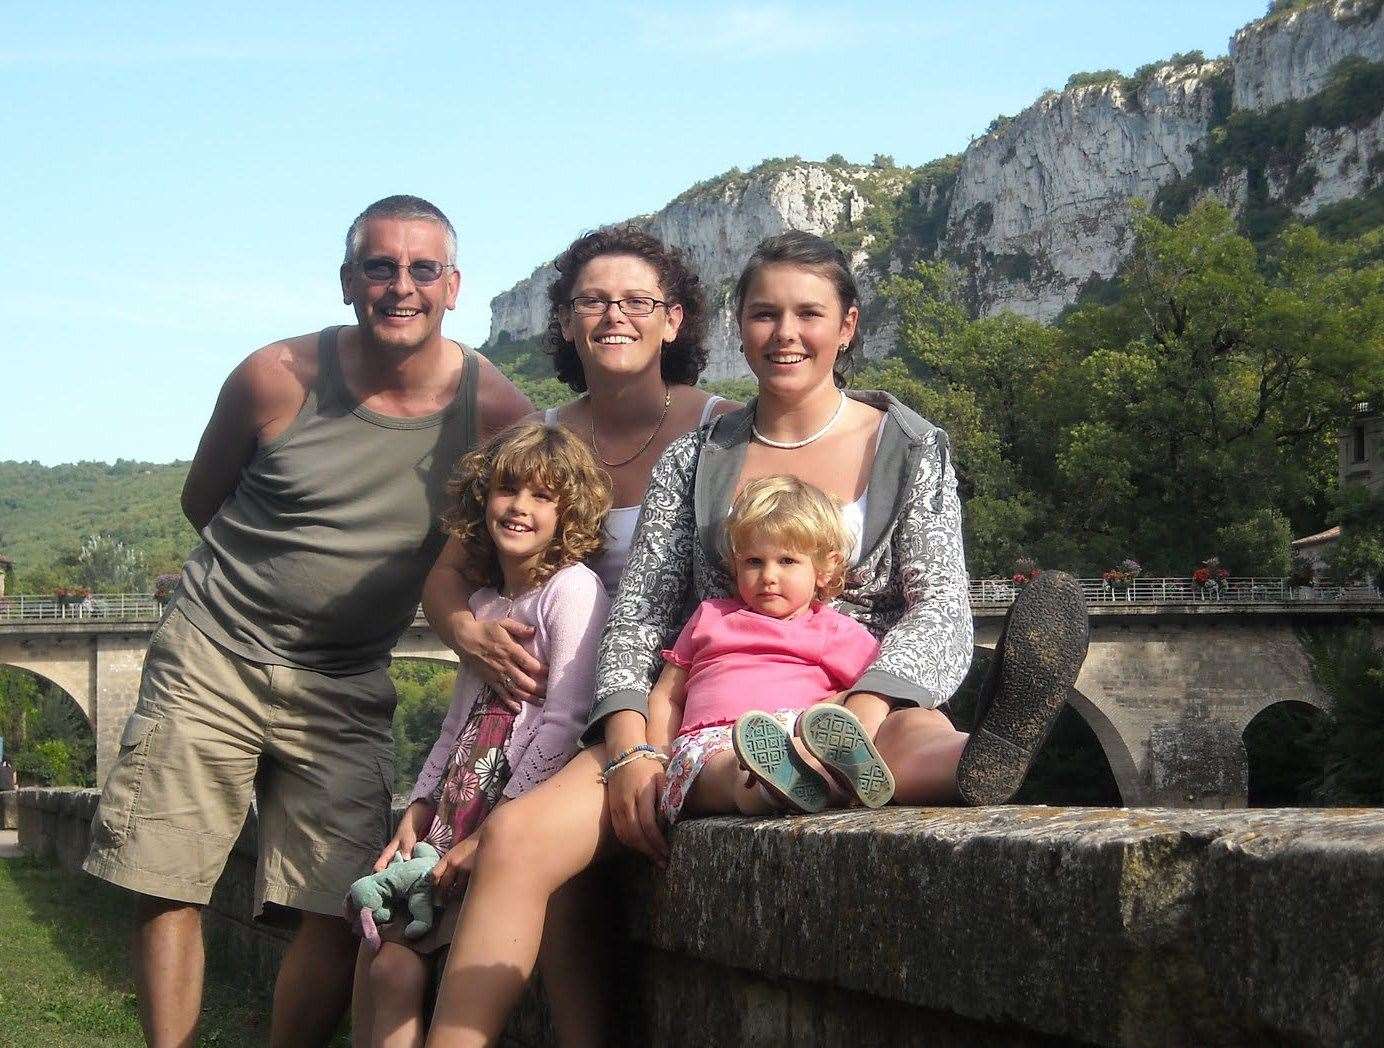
661;597;881;736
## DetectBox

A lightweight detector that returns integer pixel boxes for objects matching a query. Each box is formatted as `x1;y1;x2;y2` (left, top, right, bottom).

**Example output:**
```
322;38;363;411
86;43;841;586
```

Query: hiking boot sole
797;703;895;808
732;711;830;815
956;571;1089;806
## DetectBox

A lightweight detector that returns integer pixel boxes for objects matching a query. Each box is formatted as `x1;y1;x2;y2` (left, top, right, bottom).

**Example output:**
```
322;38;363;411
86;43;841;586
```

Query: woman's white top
547;395;724;593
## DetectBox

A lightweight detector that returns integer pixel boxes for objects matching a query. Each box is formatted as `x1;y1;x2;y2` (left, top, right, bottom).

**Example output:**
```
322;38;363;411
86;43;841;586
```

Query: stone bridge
3;602;1382;807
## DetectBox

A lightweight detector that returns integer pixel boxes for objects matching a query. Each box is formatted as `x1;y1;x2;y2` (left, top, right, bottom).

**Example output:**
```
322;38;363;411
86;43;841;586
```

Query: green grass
0;855;286;1047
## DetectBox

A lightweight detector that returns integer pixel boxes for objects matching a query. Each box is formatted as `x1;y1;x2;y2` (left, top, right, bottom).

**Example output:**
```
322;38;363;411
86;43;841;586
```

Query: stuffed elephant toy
346;841;441;953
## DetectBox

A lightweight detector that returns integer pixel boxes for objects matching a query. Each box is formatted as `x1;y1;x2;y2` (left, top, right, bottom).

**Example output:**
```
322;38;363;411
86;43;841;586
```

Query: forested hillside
0;461;194;590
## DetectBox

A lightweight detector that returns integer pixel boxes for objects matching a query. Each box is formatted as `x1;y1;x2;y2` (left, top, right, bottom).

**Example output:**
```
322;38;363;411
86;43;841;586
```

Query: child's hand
431;837;479;900
374;800;435;872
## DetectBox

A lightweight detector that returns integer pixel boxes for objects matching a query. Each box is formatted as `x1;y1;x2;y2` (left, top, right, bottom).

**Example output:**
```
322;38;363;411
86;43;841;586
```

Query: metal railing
969;576;1383;607
0;579;1380;625
0;593;164;622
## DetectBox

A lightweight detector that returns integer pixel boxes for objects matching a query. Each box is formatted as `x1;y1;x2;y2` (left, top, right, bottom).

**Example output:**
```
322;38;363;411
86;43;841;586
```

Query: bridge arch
1243;699;1329;807
0;657;92;729
0;664;97;786
1064;687;1139;806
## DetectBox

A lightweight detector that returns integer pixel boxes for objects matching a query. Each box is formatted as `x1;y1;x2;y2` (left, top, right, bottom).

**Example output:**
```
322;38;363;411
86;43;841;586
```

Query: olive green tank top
176;326;478;675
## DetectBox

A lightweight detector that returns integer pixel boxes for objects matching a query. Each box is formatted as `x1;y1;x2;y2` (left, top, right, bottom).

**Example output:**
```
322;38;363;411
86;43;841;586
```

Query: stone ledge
13;790;1382;1046
623;806;1383;1047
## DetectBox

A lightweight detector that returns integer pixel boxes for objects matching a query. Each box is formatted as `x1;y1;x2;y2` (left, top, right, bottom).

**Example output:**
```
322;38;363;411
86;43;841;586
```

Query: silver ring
499;673;515;691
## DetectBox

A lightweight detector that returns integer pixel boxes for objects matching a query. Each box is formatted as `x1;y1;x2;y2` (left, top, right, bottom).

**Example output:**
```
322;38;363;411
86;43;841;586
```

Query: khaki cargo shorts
83;607;396;918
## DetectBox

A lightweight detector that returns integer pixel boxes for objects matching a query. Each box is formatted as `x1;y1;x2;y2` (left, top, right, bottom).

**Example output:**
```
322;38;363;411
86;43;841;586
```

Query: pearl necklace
588;387;671;468
751;391;847;449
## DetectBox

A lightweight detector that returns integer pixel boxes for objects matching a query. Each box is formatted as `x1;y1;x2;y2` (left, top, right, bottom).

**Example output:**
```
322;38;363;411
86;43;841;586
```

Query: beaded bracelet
598;744;668;784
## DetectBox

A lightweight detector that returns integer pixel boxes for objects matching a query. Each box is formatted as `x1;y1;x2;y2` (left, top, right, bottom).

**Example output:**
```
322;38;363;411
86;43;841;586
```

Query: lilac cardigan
409;563;609;807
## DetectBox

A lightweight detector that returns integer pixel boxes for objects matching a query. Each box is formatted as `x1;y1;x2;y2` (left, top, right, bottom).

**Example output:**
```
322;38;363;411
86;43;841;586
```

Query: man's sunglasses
357;257;455;285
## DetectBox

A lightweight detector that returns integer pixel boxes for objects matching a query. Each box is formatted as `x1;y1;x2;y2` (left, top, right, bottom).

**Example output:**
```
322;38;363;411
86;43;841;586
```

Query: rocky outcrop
1269;109;1384;213
943;63;1224;321
1231;0;1384;110
486;2;1384;377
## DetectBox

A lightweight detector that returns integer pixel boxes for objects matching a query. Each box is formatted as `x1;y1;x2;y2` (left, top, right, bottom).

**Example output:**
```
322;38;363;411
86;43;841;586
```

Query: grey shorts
83;606;396;918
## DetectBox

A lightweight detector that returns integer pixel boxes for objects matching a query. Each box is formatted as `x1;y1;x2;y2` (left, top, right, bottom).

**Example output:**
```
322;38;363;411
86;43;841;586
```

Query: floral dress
422;687;516;852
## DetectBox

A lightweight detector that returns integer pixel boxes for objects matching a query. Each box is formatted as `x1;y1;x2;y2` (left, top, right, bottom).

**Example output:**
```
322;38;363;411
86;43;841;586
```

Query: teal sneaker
796;703;896;809
732;711;830;815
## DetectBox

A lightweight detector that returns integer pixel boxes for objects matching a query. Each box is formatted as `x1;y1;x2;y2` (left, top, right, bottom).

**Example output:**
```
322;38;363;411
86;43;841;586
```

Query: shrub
1215;509;1293;576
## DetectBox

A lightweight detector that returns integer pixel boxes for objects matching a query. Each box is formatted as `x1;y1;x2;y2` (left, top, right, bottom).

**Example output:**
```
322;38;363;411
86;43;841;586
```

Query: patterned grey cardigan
584;390;974;743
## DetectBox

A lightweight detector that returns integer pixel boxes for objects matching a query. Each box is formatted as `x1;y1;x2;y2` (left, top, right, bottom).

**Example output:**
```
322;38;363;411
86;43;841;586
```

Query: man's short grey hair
344;195;457;266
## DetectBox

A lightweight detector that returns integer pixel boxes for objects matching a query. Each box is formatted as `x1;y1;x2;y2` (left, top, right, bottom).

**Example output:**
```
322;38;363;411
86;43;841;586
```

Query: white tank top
547;395;724;593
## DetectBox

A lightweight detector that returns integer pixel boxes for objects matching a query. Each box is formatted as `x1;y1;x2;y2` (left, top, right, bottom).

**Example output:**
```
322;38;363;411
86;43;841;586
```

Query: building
1339;403;1382;497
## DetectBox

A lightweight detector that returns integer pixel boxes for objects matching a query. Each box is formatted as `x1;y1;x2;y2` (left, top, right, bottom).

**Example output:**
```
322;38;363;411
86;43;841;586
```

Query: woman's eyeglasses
565;296;668;317
358;257;455;285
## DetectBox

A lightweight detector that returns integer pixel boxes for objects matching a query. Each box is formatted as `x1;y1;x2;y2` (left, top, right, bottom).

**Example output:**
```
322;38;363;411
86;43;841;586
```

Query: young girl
647;475;895;821
351;421;611;1048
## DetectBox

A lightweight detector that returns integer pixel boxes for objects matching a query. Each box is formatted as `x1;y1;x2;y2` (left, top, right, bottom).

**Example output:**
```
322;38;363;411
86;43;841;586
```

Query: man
83;196;532;1047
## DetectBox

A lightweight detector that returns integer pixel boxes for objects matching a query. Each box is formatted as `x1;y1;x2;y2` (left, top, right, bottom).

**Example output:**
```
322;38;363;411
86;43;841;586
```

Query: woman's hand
430;836;480;900
457;616;548;711
374;800;435;872
605;755;669;868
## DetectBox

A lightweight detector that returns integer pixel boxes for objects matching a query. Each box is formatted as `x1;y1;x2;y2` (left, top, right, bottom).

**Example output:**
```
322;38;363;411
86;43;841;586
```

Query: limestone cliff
486;0;1384;378
943;62;1226;321
1231;0;1384;110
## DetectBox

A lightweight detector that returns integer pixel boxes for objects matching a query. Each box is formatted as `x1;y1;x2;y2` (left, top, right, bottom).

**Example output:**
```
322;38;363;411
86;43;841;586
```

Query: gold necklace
588;387;672;468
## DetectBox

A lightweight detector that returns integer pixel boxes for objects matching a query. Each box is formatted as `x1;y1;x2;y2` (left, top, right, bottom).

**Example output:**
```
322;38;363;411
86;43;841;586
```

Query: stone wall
16;788;1383;1047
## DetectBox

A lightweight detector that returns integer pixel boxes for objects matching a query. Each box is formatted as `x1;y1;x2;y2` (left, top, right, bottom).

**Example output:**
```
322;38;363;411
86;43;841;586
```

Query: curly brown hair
441;422;612;591
545;226;709;392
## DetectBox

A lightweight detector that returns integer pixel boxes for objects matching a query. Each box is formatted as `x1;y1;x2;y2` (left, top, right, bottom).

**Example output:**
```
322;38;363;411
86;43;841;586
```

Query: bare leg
425;747;614;1048
361;942;433;1048
269;912;358;1047
684;751;790;816
873;707;967;804
133;897;205;1048
535;870;610;1048
352;945;375;1048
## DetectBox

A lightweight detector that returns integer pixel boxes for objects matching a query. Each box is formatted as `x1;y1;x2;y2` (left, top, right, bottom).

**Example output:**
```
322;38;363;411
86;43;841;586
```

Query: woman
424;226;736;705
424;232;1088;1046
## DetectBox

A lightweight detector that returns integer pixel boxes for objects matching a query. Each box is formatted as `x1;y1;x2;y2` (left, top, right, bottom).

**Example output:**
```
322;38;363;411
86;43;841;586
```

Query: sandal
732;711;830;815
796;703;895;808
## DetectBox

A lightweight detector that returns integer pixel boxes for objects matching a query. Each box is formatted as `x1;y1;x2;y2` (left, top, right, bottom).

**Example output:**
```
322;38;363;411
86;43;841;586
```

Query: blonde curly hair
442;422;612;590
723;475;851;601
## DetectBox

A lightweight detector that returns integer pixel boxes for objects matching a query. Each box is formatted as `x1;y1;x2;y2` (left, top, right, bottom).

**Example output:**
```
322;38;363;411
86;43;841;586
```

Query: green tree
77;533;151;592
1215;508;1294;576
1054;202;1384;571
0;667;41;753
860;262;1064;576
1302;625;1384;805
389;660;458;793
1325;486;1384;587
14;739;75;786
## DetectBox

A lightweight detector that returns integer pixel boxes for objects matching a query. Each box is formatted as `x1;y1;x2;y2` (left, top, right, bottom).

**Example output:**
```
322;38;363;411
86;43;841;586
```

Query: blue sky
1;0;1266;465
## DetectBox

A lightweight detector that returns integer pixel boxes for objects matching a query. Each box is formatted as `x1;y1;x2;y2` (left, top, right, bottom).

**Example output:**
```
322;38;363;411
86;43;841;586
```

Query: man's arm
471;350;534;443
180;339;313;531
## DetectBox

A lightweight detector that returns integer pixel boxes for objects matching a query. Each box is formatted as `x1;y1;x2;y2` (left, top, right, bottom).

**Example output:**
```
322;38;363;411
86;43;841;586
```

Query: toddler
647;475;894;820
